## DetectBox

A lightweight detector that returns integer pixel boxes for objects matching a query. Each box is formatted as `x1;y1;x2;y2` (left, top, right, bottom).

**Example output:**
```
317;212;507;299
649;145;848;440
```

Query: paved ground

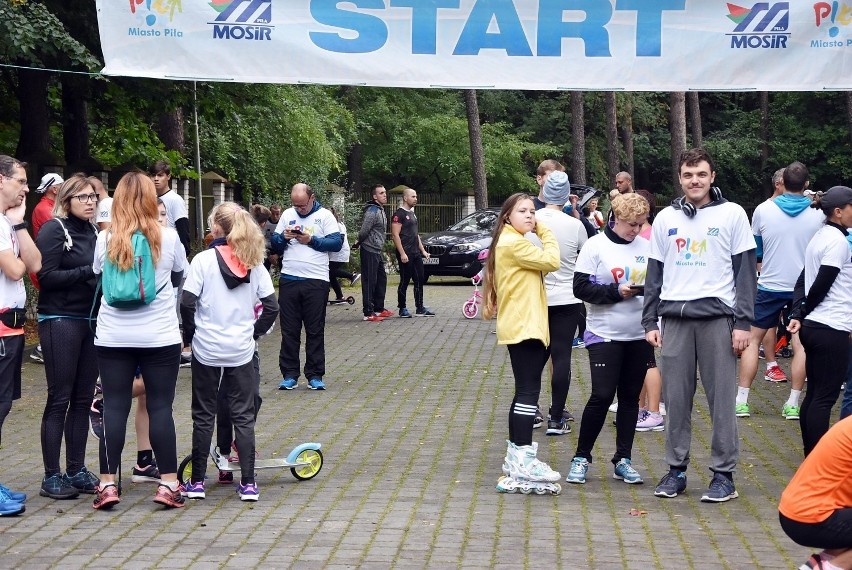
0;277;819;569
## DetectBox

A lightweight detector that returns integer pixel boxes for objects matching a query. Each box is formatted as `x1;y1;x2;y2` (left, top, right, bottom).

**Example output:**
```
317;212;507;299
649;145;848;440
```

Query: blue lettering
391;0;460;55
616;0;685;56
309;0;387;53
537;0;611;57
453;0;532;56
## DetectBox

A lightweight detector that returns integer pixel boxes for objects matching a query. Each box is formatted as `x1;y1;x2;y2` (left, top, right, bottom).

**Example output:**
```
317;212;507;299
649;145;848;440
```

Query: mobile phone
628;285;645;294
290;229;303;235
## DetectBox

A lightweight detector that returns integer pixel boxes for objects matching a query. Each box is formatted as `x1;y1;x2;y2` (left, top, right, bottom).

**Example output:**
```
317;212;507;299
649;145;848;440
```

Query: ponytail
208;202;266;269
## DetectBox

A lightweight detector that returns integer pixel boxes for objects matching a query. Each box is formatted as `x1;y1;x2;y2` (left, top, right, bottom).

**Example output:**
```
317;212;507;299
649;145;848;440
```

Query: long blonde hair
108;171;162;270
208;202;266;269
482;193;532;320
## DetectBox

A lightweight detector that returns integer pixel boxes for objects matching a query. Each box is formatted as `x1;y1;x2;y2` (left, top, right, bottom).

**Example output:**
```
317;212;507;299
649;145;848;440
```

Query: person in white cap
32;173;63;237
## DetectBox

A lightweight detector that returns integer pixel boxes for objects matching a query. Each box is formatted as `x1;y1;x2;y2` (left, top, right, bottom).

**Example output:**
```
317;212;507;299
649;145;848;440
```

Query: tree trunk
346;142;364;193
15;69;55;163
687;92;703;148
61;75;92;170
157;108;185;153
464;89;488;209
669;92;687;193
571;92;587;185
759;92;770;172
621;96;635;183
605;92;619;185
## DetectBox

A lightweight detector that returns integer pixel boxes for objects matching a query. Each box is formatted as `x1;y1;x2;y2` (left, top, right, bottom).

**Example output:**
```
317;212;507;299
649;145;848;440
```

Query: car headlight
450;243;480;253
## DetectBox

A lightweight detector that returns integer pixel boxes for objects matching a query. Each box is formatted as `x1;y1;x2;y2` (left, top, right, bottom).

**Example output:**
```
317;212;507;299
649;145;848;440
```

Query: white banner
97;1;852;90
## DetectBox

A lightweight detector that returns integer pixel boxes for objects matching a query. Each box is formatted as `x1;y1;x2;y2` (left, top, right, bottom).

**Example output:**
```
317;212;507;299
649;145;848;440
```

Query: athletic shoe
218;470;234;485
40;473;80;500
735;402;751;418
362;314;384;322
764;364;788;382
758;345;765;359
636;411;665;432
415;308;436;317
67;467;99;494
29;345;44;364
350;273;361;287
153;484;186;508
308;378;326;390
782;404;801;420
545;418;571;436
778;346;794;359
572;337;585;348
183;480;206;499
608;401;618;413
562;409;575;422
89;398;104;440
613;458;643;484
92;484;120;510
377;309;395;318
179;351;192;368
131;463;161;483
565;456;589;484
659;403;666;416
278;377;298;390
654;469;687;498
238;482;259;502
700;472;738;503
637;408;649;423
533;406;544;429
329;299;348;305
0;492;24;516
399;308;412;318
0;483;26;503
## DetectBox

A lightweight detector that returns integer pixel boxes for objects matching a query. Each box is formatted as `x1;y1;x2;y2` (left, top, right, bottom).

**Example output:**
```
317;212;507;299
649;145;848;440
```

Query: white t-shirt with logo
803;225;852;332
0;216;25;310
575;232;649;341
93;227;187;347
159;190;188;229
96;197;113;225
329;221;351;263
650;202;755;309
183;248;275;367
535;208;587;306
752;199;824;292
275;206;338;281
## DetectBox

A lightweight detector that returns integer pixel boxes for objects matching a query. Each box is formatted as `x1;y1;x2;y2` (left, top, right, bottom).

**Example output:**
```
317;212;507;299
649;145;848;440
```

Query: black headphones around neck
672;187;724;218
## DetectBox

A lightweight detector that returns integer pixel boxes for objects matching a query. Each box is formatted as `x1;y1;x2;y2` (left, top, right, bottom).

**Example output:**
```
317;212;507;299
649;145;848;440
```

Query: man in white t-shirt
735;162;824;421
0;155;41;513
149;161;190;256
270;183;342;391
642;148;757;504
90;176;112;231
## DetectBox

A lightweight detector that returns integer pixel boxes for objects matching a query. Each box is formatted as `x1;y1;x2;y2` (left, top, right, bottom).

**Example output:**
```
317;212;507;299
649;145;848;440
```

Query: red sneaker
764;365;788;383
92;484;120;510
377;309;395;318
362;314;384;322
153;484;186;508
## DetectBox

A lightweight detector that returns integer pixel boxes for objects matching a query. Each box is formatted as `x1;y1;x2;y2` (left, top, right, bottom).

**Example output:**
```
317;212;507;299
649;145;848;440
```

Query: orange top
779;416;852;523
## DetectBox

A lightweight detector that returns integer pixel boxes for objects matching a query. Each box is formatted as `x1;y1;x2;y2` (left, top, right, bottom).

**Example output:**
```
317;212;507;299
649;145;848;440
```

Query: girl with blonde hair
180;202;278;502
484;193;562;494
92;171;187;510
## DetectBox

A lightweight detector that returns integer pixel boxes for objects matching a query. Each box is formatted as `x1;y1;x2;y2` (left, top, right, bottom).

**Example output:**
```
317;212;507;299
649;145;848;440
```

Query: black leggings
799;323;850;455
576;303;587;337
547;304;581;420
575;339;653;464
329;261;354;300
39;318;99;475
507;339;549;447
780;510;852;549
97;344;181;475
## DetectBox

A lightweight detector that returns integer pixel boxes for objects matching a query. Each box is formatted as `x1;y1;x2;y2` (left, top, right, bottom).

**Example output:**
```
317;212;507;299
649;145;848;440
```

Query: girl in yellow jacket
483;193;562;494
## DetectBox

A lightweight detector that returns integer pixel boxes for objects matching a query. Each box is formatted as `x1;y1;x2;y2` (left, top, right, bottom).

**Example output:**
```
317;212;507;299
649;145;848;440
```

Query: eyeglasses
1;174;27;186
293;198;313;210
73;193;99;204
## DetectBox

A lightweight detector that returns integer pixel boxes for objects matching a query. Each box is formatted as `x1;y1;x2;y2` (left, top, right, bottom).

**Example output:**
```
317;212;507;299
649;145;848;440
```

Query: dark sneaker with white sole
40;473;80;500
654;469;687;498
700;473;738;503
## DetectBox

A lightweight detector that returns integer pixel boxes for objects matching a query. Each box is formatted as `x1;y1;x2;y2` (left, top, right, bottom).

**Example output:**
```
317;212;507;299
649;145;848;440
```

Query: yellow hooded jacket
493;222;560;346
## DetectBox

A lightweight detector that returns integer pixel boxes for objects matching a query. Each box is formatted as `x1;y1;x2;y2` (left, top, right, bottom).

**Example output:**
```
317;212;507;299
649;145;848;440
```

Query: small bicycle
178;442;324;484
462;249;489;319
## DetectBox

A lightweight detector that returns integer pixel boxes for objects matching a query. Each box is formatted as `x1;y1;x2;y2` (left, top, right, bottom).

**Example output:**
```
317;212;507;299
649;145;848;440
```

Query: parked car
422;208;499;280
420;185;600;280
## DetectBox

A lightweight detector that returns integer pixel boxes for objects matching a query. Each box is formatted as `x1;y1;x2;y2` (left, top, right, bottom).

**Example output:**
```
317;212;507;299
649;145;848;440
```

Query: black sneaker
533;406;544;429
67;467;99;494
415;308;436;317
654;469;687;498
40;473;80;499
179;351;192;368
546;418;571;435
132;463;161;483
29;345;44;364
89;398;104;440
563;409;575;422
700;472;738;503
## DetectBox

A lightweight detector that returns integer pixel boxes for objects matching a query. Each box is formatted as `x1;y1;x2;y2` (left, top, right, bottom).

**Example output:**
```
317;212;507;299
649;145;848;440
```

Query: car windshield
449;211;497;232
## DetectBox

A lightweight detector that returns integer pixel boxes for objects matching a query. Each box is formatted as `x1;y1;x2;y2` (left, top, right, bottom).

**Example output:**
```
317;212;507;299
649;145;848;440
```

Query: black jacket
35;215;99;318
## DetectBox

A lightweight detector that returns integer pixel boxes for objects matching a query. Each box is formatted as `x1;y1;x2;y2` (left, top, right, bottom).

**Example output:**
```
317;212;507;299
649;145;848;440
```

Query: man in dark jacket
355;184;392;322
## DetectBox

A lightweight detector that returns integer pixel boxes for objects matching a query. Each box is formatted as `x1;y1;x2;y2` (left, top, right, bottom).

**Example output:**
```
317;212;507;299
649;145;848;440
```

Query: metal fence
346;192;468;234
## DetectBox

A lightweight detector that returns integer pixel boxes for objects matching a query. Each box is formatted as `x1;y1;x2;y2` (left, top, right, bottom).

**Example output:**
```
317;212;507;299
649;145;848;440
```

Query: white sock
162;480;180;491
736;387;750;405
766;360;778;370
787;390;802;407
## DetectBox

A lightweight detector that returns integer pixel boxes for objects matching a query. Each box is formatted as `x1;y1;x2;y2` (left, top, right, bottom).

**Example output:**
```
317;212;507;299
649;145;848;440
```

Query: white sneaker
608;401;618;413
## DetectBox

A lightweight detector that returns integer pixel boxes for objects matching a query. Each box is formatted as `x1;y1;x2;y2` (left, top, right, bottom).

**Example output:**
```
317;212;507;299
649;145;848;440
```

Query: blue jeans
840;343;852;420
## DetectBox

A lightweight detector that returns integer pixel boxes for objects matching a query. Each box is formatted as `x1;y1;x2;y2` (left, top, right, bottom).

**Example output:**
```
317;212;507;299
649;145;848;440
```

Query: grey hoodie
357;201;387;254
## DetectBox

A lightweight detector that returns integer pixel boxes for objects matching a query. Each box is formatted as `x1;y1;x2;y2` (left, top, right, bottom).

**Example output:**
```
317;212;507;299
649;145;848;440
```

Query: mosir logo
727;2;790;49
210;0;274;41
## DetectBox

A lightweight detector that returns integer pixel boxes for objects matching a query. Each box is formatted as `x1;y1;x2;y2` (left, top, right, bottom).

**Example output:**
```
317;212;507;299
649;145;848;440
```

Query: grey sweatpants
660;316;739;474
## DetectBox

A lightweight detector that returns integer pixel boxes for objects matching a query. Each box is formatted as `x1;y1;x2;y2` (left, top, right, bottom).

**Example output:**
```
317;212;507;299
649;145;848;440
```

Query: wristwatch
11;222;28;231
